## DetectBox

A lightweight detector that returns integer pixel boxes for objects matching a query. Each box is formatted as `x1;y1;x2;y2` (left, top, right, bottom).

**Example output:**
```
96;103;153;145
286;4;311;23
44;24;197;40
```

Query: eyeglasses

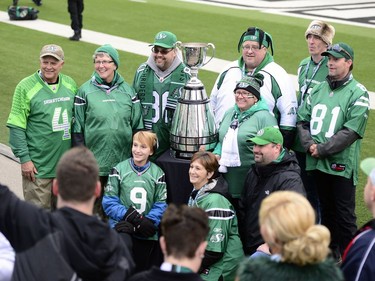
242;45;262;52
151;47;173;55
328;44;352;60
234;91;256;99
94;60;114;65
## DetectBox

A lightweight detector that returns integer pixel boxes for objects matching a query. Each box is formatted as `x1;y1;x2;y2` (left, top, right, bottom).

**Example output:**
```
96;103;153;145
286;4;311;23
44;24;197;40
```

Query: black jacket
0;184;134;281
342;219;375;281
128;266;204;281
238;150;305;255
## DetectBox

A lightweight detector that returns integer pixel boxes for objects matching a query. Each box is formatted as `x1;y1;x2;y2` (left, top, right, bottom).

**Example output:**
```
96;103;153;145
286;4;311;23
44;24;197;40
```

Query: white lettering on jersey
44;97;71;105
130;187;147;214
151;91;169;124
310;104;340;138
52;107;71;140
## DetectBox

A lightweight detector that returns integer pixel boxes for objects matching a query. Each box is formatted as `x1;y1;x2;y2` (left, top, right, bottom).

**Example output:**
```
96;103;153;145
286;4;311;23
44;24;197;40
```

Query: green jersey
297;76;370;184
188;180;244;281
294;56;329;152
133;61;190;159
103;159;167;240
7;71;77;178
297;56;329;106
73;73;143;176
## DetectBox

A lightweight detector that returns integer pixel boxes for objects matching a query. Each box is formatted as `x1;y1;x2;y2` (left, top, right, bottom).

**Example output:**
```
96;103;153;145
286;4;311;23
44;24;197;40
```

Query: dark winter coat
238;150;305;255
237;255;344;281
0;184;134;281
342;219;375;281
128;266;204;281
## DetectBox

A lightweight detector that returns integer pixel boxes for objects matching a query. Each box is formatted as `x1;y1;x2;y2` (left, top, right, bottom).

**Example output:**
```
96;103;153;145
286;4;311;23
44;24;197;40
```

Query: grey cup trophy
170;42;218;159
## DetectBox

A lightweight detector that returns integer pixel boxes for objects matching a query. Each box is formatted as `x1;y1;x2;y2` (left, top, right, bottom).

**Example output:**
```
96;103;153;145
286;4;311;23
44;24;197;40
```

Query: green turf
0;0;374;225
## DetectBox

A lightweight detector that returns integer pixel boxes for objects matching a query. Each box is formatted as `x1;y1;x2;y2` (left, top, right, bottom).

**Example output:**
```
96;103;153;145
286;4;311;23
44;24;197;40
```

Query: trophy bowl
170;42;217;158
175;42;215;77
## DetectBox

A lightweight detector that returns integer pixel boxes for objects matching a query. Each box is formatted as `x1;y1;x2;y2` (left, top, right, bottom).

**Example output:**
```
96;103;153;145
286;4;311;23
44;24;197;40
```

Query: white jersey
210;60;297;130
210;61;241;128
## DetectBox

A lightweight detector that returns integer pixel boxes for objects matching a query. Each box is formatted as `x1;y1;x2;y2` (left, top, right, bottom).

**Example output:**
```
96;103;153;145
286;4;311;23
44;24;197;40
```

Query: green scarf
138;63;188;103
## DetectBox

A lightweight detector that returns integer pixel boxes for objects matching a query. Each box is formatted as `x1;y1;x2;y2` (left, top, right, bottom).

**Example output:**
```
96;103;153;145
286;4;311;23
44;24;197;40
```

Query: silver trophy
170;42;217;159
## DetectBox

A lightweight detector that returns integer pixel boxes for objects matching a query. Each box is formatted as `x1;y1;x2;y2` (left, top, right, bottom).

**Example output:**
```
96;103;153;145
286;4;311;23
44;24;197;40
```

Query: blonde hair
133;130;158;154
259;191;330;266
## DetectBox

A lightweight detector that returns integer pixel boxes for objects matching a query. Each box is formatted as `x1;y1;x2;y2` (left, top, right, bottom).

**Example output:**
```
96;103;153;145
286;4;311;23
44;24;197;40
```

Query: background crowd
0;19;372;281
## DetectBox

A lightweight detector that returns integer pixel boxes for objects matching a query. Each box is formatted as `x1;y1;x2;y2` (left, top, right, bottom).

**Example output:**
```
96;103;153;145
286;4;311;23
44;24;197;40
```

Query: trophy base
171;150;195;160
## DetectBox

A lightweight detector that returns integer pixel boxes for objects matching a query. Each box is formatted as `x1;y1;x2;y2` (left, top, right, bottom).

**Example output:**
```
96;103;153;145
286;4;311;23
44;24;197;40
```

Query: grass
0;0;374;225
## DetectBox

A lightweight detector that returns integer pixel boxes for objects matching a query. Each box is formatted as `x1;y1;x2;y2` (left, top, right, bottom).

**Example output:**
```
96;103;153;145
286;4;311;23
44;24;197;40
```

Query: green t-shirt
7;71;77;178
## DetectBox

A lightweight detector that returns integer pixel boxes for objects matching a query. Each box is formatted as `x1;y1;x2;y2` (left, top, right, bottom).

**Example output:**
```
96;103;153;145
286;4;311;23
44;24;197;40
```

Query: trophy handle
202;43;215;67
174;41;183;63
174;41;182;49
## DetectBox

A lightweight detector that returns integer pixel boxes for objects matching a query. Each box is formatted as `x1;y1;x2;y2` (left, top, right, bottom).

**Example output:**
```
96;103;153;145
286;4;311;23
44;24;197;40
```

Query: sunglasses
328;44;352;60
151;47;173;55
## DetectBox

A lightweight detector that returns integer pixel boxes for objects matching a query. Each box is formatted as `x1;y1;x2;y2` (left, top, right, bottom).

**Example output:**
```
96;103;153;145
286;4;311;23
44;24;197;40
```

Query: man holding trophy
133;31;191;160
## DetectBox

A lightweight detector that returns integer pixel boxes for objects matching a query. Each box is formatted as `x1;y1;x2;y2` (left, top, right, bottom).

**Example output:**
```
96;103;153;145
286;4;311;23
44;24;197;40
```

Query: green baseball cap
151;31;177;49
361;158;375;176
321;42;354;61
361;158;375;184
247;126;283;145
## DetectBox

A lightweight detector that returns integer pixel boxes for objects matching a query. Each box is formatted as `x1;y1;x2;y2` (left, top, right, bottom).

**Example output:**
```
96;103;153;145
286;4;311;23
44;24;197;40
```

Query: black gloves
136;217;157;238
123;206;157;238
114;221;135;234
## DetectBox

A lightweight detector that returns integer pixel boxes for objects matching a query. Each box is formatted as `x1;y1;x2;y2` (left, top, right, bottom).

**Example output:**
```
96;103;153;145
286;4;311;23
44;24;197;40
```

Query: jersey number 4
52;107;71;140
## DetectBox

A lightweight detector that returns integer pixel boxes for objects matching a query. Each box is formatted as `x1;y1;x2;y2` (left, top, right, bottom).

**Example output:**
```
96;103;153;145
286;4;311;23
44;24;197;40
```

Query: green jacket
72;72;143;176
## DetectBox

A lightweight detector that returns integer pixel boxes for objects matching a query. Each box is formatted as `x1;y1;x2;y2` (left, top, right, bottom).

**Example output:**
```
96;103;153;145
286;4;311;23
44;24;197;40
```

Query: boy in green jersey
103;131;167;272
7;44;77;210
